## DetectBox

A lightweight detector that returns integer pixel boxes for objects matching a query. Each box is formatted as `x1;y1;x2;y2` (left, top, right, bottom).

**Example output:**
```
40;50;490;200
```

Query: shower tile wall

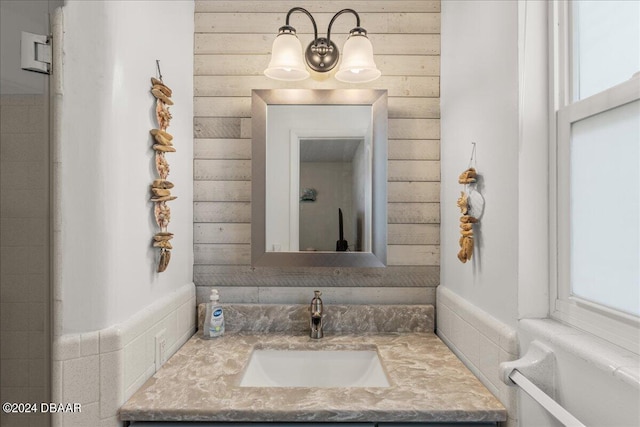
0;94;50;427
193;0;441;304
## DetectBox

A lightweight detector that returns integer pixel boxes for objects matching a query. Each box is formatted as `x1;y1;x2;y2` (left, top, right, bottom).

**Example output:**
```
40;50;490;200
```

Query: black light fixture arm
284;7;318;45
326;9;362;45
277;7;367;73
266;6;380;81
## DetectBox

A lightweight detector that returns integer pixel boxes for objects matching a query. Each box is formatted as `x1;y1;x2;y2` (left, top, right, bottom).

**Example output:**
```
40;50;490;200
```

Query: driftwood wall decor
456;169;477;263
456;143;484;264
150;74;176;272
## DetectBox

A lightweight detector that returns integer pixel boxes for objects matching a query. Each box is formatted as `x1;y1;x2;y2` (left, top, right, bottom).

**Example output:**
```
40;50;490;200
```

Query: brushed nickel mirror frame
251;89;387;267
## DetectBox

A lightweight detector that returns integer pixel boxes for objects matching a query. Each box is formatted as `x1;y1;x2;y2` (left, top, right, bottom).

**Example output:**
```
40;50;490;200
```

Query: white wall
441;2;639;427
55;0;194;334
299;162;355;251
440;0;520;328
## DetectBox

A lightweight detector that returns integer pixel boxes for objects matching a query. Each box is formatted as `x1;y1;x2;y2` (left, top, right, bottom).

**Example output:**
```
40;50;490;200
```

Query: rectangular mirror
252;89;387;267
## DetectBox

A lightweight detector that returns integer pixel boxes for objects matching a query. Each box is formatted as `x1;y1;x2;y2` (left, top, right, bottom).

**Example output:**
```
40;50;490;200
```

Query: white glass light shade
335;35;381;83
264;33;310;81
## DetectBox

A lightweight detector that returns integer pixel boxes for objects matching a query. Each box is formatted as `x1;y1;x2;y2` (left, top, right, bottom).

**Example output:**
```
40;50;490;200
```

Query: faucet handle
309;290;324;339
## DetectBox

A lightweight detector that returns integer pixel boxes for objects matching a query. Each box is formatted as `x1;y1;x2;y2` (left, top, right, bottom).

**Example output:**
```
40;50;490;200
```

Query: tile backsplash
197;303;435;334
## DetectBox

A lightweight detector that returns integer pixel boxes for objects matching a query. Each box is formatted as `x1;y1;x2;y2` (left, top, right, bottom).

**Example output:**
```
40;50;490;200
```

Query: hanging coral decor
150;74;176;272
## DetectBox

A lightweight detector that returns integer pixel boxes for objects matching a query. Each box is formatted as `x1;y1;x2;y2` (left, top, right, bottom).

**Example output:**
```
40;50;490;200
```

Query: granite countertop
119;329;506;423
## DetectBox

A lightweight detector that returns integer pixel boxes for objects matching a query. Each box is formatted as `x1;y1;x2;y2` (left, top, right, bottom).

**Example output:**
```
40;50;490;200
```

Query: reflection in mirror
265;104;372;254
252;89;387;268
298;138;366;252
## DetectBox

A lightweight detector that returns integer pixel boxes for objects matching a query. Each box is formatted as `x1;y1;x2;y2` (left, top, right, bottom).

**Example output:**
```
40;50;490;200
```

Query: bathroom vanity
119;305;506;426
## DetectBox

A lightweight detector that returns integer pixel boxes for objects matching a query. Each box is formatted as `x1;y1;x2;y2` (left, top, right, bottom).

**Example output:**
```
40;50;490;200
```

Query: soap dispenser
203;289;225;339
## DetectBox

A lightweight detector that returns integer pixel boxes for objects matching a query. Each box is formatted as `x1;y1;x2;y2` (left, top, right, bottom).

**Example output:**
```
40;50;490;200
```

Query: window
551;0;640;353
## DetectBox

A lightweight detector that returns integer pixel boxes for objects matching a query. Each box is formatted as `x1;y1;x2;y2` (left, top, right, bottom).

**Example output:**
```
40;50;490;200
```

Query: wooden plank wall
193;0;441;305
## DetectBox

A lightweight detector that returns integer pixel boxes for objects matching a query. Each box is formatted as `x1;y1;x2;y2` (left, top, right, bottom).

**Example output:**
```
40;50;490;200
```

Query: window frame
550;0;640;353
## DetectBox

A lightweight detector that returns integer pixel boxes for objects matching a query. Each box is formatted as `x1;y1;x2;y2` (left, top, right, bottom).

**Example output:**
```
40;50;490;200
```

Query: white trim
565;78;640;123
553;299;639;354
289;132;300;251
550;0;640;354
554;0;571;109
519;318;640;390
548;1;560;317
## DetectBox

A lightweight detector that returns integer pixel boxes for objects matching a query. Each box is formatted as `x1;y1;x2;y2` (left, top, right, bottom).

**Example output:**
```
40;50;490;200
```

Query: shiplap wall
193;0;440;305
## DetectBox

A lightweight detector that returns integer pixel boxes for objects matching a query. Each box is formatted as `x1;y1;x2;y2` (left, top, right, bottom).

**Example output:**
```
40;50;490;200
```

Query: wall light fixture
264;7;381;83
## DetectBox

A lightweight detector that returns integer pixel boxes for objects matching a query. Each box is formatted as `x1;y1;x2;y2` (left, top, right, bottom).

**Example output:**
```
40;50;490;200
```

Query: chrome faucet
309;290;324;339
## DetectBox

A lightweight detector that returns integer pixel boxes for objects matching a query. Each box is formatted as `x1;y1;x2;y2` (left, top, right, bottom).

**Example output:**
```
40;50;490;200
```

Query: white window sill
519;318;639;390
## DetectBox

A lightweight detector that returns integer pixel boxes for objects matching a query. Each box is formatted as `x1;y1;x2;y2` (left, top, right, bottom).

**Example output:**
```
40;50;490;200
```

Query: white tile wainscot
52;283;196;427
516;318;640;427
437;286;519;427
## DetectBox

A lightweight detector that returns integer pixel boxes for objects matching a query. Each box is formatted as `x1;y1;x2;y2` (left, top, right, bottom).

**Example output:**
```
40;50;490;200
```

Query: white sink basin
239;349;390;388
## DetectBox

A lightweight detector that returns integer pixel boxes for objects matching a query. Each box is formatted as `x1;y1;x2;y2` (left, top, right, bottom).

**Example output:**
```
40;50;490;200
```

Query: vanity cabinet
120;326;506;426
128;423;497;426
